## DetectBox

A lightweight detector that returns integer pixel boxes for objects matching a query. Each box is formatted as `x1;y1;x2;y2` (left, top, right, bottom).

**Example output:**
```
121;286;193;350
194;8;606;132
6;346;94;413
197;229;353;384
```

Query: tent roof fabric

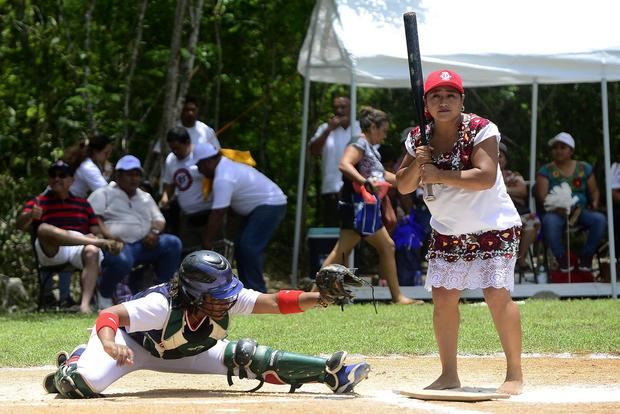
298;0;620;88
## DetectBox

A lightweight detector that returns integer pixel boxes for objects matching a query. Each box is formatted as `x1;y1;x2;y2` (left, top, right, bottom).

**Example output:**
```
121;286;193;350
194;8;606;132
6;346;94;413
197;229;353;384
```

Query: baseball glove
315;264;366;307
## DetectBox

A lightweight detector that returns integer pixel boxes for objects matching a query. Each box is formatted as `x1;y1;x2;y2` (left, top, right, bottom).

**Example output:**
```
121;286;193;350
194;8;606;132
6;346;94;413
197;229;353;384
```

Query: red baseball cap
424;69;464;95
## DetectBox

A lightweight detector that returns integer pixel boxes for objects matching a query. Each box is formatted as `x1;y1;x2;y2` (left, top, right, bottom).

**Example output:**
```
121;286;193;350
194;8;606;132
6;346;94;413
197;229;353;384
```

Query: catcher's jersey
121;283;260;359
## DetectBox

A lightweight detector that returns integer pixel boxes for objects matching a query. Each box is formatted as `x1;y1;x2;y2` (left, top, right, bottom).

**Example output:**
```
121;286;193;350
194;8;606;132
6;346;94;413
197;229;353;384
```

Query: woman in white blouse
65;134;113;198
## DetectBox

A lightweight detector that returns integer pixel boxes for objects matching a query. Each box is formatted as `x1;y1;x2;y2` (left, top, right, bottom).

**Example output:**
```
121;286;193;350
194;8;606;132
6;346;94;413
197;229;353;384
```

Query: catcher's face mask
198;294;238;320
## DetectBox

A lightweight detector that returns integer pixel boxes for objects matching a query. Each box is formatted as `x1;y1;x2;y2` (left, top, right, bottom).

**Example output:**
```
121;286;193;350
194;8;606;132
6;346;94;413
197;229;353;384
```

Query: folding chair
30;228;78;311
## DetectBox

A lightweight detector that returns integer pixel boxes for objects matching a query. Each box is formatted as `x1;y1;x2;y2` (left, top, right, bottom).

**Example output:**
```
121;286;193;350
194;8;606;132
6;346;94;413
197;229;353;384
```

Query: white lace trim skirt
425;255;516;292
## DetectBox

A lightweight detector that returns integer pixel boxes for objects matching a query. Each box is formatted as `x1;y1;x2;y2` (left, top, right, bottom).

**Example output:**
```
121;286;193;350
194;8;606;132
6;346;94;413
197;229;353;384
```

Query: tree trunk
212;0;224;130
122;0;149;152
83;0;96;131
144;0;187;181
176;0;205;110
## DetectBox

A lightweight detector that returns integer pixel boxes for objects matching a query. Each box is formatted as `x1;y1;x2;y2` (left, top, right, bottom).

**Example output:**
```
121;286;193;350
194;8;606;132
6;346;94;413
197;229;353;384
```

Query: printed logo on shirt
173;168;193;191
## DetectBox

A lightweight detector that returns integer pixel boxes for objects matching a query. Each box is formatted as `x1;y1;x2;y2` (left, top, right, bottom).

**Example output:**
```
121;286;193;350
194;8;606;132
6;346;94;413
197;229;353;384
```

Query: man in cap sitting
88;155;182;306
17;160;122;313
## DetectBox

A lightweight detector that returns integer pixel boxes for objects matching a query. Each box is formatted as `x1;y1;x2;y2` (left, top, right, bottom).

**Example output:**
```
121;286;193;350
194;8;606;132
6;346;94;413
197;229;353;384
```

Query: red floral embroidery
433;233;452;250
572;177;582;189
427;227;520;263
478;232;501;251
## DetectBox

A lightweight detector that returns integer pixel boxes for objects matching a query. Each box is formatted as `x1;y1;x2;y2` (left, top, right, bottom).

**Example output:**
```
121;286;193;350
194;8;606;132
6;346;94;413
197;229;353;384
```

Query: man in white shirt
89;155;182;304
152;96;220;153
309;96;361;226
159;127;213;250
180;96;221;149
195;144;287;292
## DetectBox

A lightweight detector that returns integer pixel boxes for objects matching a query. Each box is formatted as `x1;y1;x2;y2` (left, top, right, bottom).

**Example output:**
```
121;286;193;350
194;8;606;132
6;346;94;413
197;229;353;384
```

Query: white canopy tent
292;0;619;297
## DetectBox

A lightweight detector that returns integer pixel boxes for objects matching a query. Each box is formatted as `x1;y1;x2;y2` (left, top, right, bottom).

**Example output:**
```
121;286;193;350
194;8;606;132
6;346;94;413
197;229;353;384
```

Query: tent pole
291;0;322;287
529;80;539;214
601;78;617;298
291;75;311;288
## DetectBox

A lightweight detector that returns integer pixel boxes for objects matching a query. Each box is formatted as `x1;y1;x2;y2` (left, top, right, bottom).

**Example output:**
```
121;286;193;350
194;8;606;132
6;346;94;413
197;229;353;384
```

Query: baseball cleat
43;372;58;394
56;351;68;367
333;362;371;394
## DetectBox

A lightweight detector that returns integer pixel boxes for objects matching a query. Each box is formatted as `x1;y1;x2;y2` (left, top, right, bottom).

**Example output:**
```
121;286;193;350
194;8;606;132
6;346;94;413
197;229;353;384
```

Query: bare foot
79;305;92;314
424;374;461;390
393;295;424;305
497;379;523;395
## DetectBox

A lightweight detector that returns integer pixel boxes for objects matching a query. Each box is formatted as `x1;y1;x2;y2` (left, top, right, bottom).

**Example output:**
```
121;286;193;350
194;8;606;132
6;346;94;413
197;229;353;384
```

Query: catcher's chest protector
128;303;230;359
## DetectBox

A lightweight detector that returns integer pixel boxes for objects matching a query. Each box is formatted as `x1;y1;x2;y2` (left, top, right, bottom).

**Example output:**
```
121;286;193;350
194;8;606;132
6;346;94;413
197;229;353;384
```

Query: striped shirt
22;189;98;234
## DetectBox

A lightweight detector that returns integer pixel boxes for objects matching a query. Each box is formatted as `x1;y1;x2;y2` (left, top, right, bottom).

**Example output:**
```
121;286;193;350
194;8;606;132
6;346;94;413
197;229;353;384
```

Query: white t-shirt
88;182;164;243
310;121;361;194
153;120;220;153
163;150;212;214
185;120;220;150
70;158;108;198
611;162;620;190
211;157;287;216
123;287;261;334
407;122;521;235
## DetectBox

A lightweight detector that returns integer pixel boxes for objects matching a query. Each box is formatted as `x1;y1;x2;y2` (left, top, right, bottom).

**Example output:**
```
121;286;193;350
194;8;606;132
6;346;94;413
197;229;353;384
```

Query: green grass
2;299;619;367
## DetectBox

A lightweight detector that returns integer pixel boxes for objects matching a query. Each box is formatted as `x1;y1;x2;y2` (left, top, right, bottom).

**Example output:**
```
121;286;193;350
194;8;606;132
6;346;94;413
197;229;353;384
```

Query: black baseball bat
403;12;435;201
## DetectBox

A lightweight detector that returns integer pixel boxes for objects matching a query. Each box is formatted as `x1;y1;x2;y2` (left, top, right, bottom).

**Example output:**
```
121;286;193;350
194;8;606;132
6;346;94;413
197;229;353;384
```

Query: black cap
48;160;73;176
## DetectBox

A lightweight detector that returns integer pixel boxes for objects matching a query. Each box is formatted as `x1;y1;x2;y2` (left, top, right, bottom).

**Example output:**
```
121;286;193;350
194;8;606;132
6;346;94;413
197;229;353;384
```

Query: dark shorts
338;195;384;236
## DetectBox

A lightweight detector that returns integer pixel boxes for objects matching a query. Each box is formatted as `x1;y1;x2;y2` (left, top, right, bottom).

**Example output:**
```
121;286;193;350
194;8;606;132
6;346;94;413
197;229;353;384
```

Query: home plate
399;388;511;402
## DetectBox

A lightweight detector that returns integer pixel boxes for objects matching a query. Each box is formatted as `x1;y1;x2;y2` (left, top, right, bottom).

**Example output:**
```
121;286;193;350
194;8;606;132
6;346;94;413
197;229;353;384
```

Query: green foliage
1;299;619;367
0;0;618;292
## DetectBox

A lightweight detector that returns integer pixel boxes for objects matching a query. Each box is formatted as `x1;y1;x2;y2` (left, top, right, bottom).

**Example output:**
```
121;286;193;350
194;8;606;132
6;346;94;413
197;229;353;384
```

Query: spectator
309;96;361;227
153;96;220;153
179;96;221;149
498;142;541;272
611;161;620;256
195;143;287;293
88;155;182;306
64;134;113;198
16;160;122;313
319;106;417;305
535;132;607;272
159;126;212;249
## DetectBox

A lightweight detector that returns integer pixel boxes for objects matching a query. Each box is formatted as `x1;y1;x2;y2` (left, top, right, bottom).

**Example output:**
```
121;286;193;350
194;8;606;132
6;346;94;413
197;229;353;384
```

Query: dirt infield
1;355;619;414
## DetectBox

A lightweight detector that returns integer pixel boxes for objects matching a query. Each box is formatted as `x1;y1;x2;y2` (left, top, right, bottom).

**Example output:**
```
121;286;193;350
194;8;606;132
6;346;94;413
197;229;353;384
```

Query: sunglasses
49;172;68;179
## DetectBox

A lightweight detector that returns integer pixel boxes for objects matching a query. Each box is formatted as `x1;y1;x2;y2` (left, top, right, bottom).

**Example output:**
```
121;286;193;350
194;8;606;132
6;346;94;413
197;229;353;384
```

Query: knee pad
54;363;98;399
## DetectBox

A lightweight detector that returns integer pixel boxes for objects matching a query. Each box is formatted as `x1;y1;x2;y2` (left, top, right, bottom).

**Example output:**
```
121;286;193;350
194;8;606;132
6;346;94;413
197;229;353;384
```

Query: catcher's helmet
178;250;243;304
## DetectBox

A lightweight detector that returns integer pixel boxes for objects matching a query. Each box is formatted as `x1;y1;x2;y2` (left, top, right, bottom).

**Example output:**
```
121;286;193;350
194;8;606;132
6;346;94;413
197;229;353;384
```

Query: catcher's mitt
315;264;366;307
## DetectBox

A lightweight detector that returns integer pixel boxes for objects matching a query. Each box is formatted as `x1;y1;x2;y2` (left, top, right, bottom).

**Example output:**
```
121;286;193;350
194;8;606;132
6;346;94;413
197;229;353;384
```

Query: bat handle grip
424;184;436;201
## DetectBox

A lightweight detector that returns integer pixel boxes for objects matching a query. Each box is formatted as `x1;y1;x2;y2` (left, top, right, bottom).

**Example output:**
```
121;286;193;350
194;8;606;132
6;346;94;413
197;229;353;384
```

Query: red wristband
96;311;120;334
277;290;304;314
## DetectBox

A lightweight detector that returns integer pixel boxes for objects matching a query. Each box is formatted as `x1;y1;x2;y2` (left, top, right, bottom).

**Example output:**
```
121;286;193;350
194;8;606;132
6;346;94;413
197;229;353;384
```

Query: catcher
43;250;369;398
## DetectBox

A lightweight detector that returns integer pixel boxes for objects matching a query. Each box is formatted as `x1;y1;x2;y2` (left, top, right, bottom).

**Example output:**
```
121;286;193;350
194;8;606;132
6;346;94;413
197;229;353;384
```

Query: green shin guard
53;363;99;399
224;339;345;393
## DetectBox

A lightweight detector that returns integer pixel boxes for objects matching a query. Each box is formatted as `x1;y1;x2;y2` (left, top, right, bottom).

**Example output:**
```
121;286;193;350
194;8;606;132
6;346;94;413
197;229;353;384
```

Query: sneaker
332;362;371;394
43;372;58;394
557;256;574;273
578;256;593;272
56;351;68;367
